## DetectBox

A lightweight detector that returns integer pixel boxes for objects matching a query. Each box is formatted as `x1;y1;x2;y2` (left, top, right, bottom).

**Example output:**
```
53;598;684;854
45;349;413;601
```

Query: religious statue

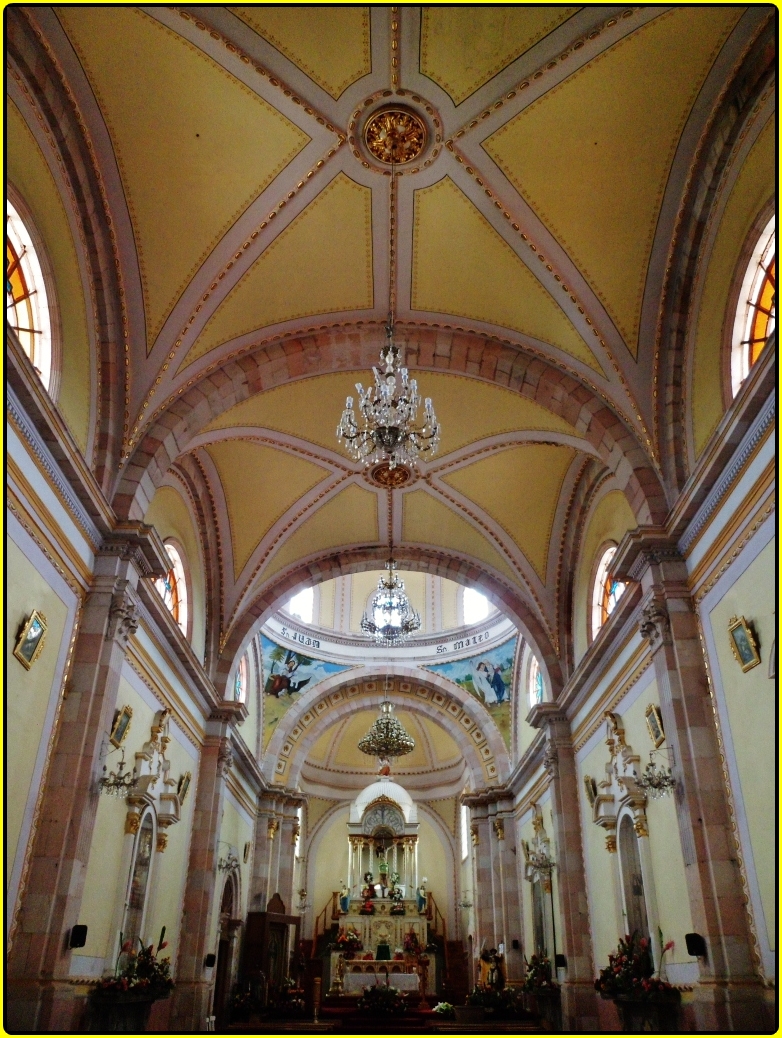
362;871;375;900
417;877;428;914
479;944;506;990
329;953;345;995
339;881;350;914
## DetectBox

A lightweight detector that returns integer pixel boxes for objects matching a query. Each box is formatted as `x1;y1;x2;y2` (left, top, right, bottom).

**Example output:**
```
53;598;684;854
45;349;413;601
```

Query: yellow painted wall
310;806;349;916
417;812;451;917
208;794;254;947
317;579;336;629
7;101;93;452
144;485;206;662
691;117;775;456
78;674;198;969
578;737;621;966
573;490;637;663
705;536;776;950
6;535;72;881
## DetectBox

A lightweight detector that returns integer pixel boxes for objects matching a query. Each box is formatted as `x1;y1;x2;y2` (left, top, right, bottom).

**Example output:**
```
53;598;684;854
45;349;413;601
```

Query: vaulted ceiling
24;5;766;683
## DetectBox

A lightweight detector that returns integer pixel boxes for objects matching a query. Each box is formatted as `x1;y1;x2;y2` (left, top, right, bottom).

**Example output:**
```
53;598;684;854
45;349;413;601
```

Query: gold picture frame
178;772;192;804
583;775;597;806
13;610;48;670
728;616;761;672
645;704;665;748
109;705;133;748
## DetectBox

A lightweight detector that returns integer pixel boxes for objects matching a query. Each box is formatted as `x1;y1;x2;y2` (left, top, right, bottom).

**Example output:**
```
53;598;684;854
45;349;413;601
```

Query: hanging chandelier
361;558;421;645
357;697;416;761
99;749;136;797
336;165;440;471
635;750;677;800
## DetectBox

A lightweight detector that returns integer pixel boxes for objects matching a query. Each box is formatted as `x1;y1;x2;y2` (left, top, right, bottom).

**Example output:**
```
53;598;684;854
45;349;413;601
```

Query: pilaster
6;533;161;1033
616;532;768;1030
527;704;598;1032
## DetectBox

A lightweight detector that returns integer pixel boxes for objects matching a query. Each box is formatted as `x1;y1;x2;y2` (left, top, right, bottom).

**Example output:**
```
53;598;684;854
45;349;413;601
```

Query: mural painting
261;635;352;748
424;636;517;748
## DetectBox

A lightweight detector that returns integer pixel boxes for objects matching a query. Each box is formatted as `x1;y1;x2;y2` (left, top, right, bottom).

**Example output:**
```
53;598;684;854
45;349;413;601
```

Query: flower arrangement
97;928;173;998
268;977;305;1016
521;954;558;991
358;897;376;915
594;932;679;1001
465;987;529;1019
335;926;363;952
356;980;407;1016
229;987;258;1023
433;1001;455;1018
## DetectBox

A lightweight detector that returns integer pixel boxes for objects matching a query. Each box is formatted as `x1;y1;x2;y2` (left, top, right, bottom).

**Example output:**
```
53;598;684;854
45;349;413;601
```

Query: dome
350;777;417;824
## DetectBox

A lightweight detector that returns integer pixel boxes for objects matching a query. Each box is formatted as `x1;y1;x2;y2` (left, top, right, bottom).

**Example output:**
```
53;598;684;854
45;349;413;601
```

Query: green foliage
595;933;680;1001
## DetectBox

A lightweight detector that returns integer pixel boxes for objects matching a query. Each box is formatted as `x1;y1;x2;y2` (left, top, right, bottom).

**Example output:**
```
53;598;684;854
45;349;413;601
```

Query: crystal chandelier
361;558;421;645
635;750;677;800
357;698;415;761
336;166;440;471
99;749;136;797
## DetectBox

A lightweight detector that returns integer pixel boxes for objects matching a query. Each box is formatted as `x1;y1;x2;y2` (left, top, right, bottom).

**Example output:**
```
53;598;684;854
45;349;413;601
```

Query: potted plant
433;1001;455;1020
454;987;487;1025
334;925;363;958
595;932;680;1032
356;979;407;1017
87;929;173;1033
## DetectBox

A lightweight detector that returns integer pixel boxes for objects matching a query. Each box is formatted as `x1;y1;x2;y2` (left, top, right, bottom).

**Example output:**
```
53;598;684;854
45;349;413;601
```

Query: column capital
107;583;140;644
526;701;570;732
639;595;672;650
209;700;249;727
98;521;169;579
612;527;685;586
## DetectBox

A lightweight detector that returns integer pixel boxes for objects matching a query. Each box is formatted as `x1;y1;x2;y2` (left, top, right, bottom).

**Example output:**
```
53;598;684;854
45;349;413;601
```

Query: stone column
463;797;494;976
493;804;524;981
528;705;599;1032
6;532;161;1033
169;702;244;1032
276;795;305;914
616;533;768;1030
250;794;277;911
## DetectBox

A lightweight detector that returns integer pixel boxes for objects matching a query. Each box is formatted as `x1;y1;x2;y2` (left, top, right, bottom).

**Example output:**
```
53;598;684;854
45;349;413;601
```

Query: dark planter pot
614;994;680;1033
454;1006;486;1024
533;988;562;1032
87;989;170;1033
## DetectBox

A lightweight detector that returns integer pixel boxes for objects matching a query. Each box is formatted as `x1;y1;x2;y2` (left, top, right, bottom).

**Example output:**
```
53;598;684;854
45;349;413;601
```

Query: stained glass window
731;215;775;396
155;544;188;634
529;655;544;708
6;201;52;389
234;654;248;703
591;546;625;641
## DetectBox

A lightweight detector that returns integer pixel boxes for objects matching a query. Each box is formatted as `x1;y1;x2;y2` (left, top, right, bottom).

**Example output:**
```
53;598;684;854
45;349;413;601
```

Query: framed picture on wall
583;775;598;806
178;771;192;804
13;610;48;670
728;616;761;672
109;704;133;748
644;704;665;748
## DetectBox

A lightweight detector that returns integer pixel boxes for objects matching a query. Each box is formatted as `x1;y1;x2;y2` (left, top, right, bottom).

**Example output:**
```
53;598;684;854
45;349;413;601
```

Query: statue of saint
339;881;350;914
417;879;428;914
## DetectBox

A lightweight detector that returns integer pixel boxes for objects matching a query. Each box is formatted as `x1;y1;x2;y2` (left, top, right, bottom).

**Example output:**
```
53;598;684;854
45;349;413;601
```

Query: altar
342;969;420;995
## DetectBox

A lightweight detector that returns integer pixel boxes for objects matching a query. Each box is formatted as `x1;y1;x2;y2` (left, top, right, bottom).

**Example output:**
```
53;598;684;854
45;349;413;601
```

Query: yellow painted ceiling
443;444;575;581
7;100;91;452
421;6;579;105
412;177;601;371
181;173;373;368
304;796;340;830
692;117;774;456
403;489;520;589
233;6;371;99
309;711;461;772
427;797;458;837
203;370;576;456
204;439;328;578
58;6;309;349
258;482;379;585
485;6;743;354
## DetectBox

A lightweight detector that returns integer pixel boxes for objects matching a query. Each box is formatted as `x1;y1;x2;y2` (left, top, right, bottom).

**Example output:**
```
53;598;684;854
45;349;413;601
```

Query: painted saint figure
472;661;497;704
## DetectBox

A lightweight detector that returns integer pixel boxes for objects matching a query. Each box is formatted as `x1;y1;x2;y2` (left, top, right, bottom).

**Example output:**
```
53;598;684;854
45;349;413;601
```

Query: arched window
286;586;314;624
591;545;625;641
123;811;155;950
463;587;490;625
731;214;775;396
155;543;188;635
460;804;470;861
6;200;52;389
233;653;248;703
528;655;544;709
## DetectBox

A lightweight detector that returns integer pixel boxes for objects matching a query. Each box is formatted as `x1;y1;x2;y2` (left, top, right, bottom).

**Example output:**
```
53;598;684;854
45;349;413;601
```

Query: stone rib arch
264;668;512;789
111;327;668;526
218;546;563;699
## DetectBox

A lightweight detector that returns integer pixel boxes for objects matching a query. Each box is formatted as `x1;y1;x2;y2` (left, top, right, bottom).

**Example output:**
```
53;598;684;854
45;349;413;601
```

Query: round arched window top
155;543;188;635
233;653;248;703
591;546;625;641
528;655;544;709
6;200;52;389
731;214;775;397
463;587;491;626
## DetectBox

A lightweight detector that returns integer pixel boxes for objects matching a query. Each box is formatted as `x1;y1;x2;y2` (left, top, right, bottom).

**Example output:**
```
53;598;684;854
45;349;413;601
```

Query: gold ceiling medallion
364;108;427;165
368;461;412;488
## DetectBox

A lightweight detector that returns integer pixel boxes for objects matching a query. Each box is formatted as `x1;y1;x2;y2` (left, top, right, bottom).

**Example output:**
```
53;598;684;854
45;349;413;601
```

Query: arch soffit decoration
264;668;512;790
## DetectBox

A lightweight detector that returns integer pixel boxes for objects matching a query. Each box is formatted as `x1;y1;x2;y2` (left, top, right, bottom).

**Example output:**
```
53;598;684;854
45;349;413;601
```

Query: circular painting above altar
362;801;406;836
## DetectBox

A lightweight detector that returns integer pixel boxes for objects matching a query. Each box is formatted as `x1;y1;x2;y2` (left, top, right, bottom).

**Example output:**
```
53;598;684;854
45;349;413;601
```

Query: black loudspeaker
511;939;520;950
554;953;567;969
69;925;88;949
685;933;707;957
204;953;216;968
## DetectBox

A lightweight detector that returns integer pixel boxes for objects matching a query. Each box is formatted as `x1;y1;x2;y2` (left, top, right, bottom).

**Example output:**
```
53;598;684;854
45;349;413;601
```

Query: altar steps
227;1010;548;1034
